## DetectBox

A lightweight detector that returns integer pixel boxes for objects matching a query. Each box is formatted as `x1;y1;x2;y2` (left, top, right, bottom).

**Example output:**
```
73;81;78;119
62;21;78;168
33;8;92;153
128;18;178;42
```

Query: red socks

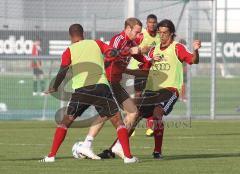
146;116;154;129
117;125;132;158
48;126;67;157
153;120;164;153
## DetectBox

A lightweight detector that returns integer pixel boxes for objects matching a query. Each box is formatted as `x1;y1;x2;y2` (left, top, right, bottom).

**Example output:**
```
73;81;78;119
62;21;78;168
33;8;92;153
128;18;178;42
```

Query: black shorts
134;76;147;92
33;68;44;75
110;83;130;106
138;89;179;118
66;84;119;118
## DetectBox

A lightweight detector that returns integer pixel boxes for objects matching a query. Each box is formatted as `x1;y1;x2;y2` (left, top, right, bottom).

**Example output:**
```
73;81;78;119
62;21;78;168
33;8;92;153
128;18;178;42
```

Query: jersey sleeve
148;47;155;59
132;53;152;65
109;35;123;49
61;48;71;66
137;47;154;69
95;40;112;54
176;43;193;65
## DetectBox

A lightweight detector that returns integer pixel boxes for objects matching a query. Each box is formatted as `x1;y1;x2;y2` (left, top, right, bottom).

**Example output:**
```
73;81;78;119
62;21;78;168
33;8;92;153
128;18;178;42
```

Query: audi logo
153;63;171;71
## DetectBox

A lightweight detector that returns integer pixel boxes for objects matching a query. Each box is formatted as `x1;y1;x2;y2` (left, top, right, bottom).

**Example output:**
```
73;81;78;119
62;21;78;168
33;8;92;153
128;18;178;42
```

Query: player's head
124;17;142;40
157;19;176;44
146;14;157;33
33;36;41;45
69;24;84;43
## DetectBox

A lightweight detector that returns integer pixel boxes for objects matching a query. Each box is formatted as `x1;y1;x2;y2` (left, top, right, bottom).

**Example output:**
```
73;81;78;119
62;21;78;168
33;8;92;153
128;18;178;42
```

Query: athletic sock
146;116;154;129
82;135;94;148
153;121;164;153
117;125;132;158
48;126;67;157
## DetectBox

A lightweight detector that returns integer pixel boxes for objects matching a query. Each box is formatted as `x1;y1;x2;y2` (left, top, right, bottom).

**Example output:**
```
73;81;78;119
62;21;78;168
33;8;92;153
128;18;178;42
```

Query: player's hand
140;46;150;54
193;40;201;51
44;88;57;94
119;47;131;56
152;56;162;62
129;46;140;55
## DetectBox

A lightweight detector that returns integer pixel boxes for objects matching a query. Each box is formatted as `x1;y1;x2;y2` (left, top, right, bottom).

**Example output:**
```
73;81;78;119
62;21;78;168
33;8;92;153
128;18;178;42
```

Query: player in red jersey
31;39;45;96
78;18;151;159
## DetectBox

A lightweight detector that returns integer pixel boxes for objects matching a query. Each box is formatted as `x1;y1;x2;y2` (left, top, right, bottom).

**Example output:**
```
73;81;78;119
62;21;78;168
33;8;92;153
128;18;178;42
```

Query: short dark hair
124;17;142;29
69;24;84;37
157;19;176;38
147;14;157;21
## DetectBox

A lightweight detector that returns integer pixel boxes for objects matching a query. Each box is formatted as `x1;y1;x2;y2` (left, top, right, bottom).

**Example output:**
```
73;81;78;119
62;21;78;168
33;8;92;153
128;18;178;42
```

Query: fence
0;0;239;120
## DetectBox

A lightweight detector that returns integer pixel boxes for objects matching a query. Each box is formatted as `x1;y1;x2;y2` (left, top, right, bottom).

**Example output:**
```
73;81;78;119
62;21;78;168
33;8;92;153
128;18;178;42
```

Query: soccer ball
72;141;86;159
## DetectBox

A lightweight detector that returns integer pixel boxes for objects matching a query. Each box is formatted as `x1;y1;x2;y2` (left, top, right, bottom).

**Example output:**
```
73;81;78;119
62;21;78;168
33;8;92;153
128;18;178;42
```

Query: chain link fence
0;0;239;120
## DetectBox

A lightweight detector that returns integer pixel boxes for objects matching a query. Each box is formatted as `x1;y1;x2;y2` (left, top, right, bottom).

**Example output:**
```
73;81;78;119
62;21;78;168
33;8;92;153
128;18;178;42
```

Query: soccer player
99;19;201;159
128;14;160;137
105;17;150;130
39;24;138;163
80;17;151;159
138;19;201;158
31;39;45;96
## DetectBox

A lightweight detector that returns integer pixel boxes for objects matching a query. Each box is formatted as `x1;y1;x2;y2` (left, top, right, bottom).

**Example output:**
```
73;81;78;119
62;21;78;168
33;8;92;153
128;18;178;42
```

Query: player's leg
39;114;76;162
78;115;108;160
152;106;164;159
97;114;142;159
33;69;38;96
39;70;45;95
40;90;89;162
97;89;159;159
77;84;137;162
134;77;154;136
122;98;139;129
110;111;139;163
99;84;138;162
151;89;179;159
105;94;138;159
110;83;139;134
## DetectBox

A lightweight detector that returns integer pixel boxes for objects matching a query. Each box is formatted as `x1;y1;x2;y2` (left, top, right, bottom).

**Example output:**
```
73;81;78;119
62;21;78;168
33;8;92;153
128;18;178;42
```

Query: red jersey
31;43;41;68
105;31;149;83
61;40;112;66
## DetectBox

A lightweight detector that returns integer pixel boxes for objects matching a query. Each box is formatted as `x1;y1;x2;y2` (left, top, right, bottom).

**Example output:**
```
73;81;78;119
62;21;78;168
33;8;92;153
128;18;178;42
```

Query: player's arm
97;39;140;60
124;69;149;77
124;48;153;77
191;40;201;64
176;40;201;65
95;40;122;60
45;48;71;94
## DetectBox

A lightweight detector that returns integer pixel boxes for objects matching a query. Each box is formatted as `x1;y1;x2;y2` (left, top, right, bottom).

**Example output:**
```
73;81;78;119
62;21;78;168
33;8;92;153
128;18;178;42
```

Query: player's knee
60;115;74;128
128;109;139;119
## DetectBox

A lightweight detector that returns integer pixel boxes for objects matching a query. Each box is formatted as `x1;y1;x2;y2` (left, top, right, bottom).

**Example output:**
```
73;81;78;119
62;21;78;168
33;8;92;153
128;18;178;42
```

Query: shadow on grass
0;156;74;162
1;152;240;162
206;133;240;136
139;152;240;162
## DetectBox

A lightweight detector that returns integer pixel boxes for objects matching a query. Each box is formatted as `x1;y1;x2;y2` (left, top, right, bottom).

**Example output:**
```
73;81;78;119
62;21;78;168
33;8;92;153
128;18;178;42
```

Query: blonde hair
124;17;142;29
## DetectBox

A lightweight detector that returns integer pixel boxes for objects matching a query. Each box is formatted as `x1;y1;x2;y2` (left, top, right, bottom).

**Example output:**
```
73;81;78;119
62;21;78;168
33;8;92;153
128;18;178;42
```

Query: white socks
82;135;94;148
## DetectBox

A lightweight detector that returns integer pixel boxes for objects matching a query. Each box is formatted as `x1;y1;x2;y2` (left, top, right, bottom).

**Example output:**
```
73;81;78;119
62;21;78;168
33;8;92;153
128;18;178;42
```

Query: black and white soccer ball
72;141;86;159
